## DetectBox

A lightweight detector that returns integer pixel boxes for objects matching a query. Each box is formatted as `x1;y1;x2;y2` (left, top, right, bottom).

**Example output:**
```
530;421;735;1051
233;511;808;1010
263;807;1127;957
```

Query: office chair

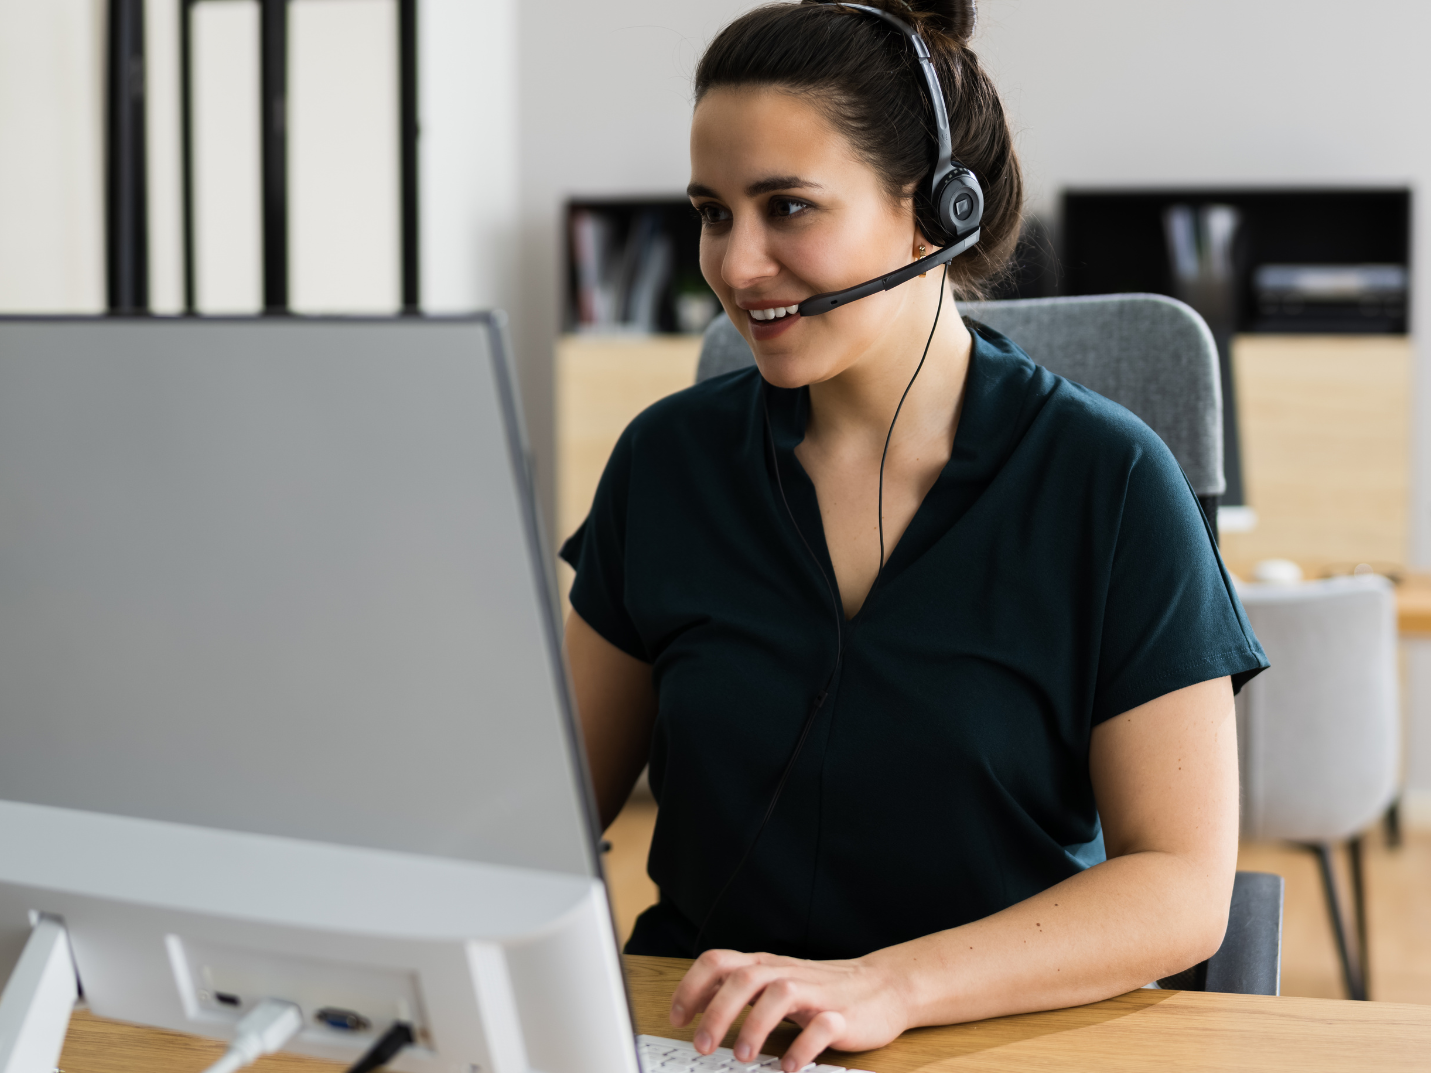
696;293;1283;996
697;292;1226;533
1235;576;1400;1000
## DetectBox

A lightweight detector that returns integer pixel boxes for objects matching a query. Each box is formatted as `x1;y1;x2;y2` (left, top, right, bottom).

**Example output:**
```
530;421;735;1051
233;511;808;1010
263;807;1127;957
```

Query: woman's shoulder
1044;374;1173;467
970;323;1183;483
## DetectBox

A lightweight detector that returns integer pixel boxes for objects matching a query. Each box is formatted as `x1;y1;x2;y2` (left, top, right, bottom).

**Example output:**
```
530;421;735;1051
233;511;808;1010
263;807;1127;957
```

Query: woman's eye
768;197;811;219
696;203;731;226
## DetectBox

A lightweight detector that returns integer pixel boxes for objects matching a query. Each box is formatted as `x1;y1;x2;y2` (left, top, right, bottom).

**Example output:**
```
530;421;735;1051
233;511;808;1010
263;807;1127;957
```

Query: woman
561;1;1267;1068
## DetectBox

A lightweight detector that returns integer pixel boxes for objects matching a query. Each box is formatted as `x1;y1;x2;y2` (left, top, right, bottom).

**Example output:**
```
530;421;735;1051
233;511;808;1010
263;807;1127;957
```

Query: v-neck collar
761;323;1046;621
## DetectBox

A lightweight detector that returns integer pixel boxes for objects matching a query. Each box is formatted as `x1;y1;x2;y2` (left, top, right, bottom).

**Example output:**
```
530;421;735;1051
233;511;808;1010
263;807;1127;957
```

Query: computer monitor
0;316;636;1073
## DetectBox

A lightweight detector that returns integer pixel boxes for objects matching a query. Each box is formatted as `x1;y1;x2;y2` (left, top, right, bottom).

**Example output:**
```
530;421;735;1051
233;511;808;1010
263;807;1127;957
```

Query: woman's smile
742;301;804;340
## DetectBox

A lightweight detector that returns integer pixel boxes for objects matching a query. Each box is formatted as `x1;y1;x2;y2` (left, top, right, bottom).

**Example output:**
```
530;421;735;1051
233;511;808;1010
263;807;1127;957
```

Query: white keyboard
637;1034;875;1073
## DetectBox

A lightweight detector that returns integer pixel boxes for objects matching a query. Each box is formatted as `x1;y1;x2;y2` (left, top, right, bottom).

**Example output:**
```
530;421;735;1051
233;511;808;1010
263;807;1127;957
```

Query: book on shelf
566;199;716;335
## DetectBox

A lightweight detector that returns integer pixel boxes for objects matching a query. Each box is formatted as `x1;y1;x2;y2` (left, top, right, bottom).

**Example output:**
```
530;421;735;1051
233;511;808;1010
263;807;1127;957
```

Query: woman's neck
803;281;973;457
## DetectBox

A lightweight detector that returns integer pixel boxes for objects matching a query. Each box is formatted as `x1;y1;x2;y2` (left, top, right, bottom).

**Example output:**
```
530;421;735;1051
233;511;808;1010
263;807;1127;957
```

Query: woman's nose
720;215;780;291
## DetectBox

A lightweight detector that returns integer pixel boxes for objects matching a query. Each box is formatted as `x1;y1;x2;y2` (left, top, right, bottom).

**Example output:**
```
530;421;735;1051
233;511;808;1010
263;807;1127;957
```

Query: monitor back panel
0;317;596;878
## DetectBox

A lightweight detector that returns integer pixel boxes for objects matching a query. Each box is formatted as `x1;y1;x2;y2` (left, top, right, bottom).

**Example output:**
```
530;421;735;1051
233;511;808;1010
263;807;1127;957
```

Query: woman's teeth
749;305;800;321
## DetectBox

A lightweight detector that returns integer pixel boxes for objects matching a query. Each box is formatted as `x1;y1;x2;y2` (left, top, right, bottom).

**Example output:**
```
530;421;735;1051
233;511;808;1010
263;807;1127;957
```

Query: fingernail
695;1031;711;1052
735;1042;750;1061
671;1002;684;1022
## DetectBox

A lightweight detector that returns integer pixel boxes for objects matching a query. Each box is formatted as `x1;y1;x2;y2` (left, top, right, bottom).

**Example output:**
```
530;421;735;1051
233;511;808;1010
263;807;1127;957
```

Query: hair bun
905;0;976;45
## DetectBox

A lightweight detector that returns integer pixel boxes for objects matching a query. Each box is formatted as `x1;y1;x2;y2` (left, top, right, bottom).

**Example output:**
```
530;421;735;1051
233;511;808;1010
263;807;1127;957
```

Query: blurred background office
3;0;1430;1005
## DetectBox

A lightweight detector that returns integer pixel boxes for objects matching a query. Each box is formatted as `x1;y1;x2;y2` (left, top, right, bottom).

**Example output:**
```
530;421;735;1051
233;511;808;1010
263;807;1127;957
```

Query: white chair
1236;575;1401;999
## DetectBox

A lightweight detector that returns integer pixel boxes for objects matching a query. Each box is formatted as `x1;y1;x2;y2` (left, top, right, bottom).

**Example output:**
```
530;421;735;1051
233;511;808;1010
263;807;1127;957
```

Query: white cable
201;998;305;1073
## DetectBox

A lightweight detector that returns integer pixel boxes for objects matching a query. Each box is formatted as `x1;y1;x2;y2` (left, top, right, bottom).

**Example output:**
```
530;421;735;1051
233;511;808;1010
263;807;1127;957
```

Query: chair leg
1384;799;1402;849
1304;842;1366;1000
1348;835;1370;1000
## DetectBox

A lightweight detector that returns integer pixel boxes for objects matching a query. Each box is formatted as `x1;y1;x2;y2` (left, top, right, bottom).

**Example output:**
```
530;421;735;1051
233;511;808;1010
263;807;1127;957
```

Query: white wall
420;0;519;319
0;0;104;313
513;0;749;528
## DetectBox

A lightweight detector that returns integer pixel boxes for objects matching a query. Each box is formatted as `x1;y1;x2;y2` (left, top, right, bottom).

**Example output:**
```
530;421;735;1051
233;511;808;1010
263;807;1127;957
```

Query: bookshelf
565;197;715;335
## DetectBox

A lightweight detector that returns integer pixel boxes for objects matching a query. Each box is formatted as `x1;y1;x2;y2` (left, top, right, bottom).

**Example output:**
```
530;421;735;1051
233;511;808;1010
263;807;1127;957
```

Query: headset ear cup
934;169;985;247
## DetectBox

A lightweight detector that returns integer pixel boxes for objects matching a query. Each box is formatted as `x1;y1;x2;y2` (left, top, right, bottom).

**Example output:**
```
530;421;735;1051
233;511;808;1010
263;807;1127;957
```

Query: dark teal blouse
561;322;1267;961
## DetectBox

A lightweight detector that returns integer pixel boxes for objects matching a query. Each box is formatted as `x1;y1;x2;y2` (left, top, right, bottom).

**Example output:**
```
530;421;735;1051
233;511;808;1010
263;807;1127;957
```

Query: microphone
796;229;980;318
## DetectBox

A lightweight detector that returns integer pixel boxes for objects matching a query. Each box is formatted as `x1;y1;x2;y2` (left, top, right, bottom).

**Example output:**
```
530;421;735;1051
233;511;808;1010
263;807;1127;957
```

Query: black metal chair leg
1384;799;1402;848
1348;835;1369;999
1305;842;1365;1000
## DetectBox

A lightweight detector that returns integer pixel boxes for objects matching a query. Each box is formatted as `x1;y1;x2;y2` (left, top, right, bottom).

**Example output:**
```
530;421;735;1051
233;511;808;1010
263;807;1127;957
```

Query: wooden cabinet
1220;335;1412;577
554;334;701;609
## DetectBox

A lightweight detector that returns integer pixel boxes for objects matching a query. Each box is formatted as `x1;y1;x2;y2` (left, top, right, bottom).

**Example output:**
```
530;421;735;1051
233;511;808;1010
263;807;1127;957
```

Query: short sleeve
559;427;649;662
1092;440;1268;724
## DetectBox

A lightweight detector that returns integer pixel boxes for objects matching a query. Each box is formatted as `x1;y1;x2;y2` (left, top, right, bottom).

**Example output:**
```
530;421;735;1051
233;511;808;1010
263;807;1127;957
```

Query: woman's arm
565;610;658;830
670;676;1239;1071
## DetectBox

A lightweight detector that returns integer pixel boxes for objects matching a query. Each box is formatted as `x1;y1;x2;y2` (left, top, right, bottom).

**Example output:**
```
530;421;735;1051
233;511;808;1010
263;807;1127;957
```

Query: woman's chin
751;346;843;390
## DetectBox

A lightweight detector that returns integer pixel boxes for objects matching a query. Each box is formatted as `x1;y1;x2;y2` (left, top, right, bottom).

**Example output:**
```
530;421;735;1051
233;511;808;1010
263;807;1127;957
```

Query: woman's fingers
670;949;749;1026
693;962;781;1053
732;975;803;1062
671;951;885;1063
780;1009;846;1072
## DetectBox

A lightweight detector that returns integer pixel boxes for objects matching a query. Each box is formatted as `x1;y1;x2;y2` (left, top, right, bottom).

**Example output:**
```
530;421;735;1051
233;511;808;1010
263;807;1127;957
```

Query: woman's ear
911;218;941;257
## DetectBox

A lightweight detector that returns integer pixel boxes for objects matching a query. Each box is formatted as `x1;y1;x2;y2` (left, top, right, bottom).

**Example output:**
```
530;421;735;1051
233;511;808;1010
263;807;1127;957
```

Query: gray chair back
696;293;1225;498
1205;871;1284;995
1156;870;1284;995
1235;575;1400;843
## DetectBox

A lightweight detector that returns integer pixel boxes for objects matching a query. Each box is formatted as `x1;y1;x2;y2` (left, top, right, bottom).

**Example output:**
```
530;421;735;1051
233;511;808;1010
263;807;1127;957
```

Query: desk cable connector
201;998;304;1073
345;1021;415;1073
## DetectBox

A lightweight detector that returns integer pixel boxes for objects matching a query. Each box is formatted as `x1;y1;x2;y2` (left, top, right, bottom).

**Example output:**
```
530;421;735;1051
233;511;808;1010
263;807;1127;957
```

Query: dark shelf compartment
1062;187;1412;334
564;197;711;335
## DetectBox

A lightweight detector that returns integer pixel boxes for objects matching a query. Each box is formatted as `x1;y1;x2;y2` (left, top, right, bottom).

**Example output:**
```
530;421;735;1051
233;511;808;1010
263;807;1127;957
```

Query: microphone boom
796;229;979;317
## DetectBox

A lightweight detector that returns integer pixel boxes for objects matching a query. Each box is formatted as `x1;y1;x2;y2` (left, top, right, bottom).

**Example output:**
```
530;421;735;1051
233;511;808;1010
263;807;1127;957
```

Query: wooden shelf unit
554;333;702;612
1221;334;1412;578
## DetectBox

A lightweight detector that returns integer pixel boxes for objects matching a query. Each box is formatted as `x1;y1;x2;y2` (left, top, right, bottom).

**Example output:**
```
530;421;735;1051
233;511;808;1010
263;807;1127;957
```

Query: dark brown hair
694;0;1022;298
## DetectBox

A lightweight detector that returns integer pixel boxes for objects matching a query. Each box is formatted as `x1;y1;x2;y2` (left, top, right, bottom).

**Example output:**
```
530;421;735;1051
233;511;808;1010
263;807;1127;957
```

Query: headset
691;2;969;955
797;3;984;317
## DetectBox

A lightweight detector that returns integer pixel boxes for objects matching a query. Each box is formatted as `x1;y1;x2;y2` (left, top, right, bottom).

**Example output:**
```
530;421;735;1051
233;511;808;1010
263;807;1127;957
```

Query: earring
918;245;927;278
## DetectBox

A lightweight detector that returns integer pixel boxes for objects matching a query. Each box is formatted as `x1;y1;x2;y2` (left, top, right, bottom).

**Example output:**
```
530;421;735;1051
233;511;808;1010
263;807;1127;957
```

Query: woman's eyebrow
747;176;821;196
686;177;823;200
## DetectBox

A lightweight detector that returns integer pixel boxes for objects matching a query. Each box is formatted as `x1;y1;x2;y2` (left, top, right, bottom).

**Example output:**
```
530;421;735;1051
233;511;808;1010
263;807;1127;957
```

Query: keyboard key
635;1034;877;1073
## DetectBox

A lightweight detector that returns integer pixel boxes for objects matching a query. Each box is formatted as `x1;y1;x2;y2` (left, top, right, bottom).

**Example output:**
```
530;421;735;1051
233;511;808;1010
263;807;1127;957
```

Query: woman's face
689;85;930;389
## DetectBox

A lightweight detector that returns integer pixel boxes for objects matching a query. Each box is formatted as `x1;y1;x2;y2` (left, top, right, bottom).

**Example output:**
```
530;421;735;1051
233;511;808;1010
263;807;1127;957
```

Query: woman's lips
746;306;801;340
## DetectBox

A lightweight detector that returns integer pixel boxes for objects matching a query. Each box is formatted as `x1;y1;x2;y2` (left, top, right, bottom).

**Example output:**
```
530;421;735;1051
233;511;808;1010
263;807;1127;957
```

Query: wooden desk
624;956;1431;1072
54;954;1431;1073
1398;575;1431;635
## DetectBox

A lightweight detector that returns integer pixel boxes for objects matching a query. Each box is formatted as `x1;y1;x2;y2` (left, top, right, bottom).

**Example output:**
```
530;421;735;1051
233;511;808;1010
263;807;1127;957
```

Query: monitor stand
0;916;78;1073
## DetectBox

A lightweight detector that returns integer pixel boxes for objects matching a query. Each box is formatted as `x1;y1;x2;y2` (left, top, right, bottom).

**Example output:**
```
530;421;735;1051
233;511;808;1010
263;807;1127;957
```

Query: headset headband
796;3;984;316
830;4;956;202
